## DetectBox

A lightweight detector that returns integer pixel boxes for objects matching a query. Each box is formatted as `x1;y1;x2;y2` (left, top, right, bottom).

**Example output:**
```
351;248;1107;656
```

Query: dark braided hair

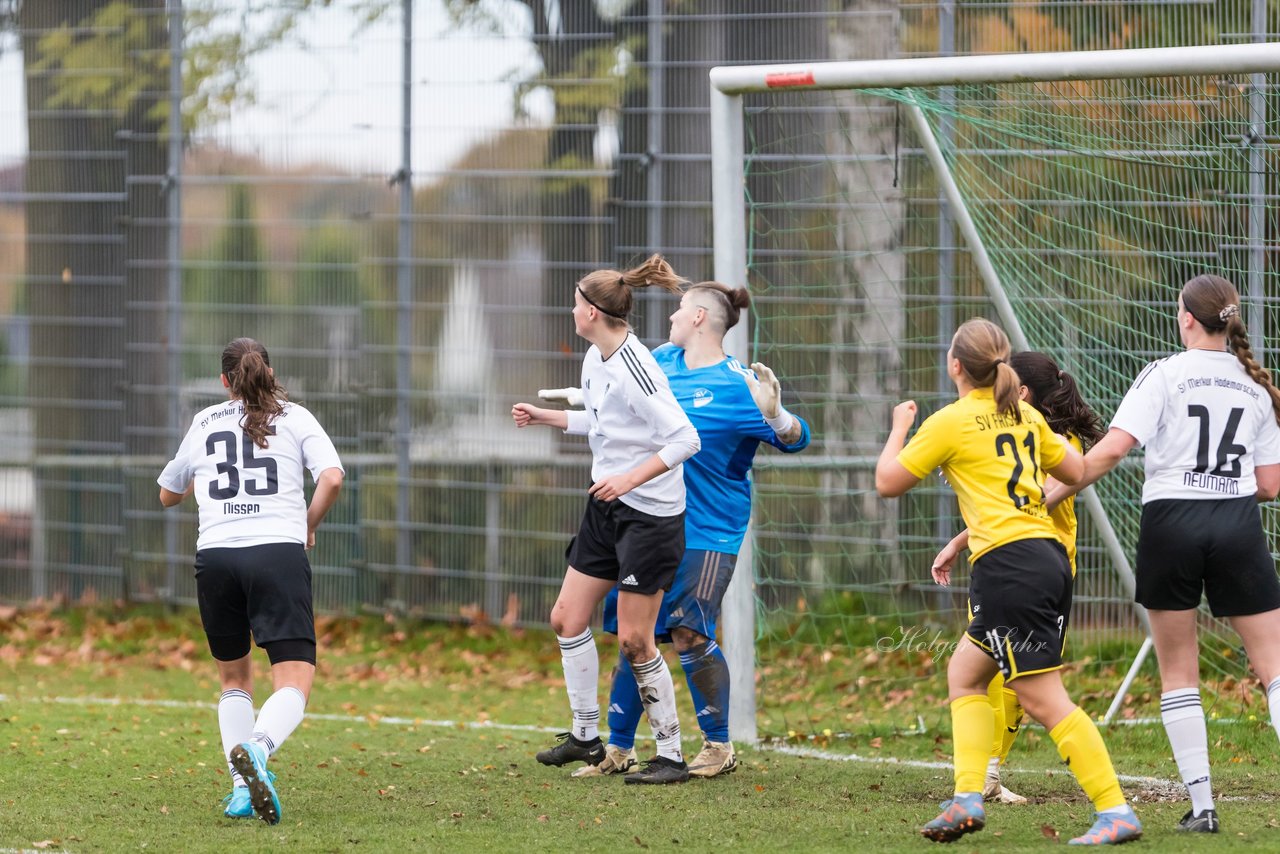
221;338;286;449
1182;274;1280;426
1009;351;1105;450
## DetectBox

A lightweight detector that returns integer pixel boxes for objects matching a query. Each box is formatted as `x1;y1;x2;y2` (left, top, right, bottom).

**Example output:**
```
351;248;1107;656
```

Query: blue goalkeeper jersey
653;343;811;552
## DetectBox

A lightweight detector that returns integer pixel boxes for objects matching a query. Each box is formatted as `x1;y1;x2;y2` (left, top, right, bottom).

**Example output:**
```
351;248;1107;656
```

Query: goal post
711;42;1280;744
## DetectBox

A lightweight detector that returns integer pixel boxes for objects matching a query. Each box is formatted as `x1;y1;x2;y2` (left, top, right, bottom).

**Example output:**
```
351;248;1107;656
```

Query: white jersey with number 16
1111;349;1280;503
157;399;344;549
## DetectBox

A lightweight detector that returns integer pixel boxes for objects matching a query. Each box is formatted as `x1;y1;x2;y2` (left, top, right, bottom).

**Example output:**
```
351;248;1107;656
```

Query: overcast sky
0;2;546;175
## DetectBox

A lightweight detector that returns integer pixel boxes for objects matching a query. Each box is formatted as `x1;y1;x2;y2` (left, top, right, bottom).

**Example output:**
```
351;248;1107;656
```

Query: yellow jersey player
876;318;1140;845
931;351;1105;805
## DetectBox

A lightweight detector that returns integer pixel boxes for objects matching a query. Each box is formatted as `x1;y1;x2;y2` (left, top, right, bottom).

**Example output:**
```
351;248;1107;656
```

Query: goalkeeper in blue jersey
545;281;811;779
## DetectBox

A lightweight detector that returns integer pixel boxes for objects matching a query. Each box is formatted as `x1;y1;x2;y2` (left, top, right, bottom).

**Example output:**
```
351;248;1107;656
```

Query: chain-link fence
1;1;1275;632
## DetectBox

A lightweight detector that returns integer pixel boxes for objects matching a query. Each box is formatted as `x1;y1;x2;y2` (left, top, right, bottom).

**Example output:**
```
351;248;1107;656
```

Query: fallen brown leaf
501;592;520;627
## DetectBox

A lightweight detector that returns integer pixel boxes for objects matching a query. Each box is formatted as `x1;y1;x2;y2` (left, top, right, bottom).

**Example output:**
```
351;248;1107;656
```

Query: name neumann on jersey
1183;471;1240;495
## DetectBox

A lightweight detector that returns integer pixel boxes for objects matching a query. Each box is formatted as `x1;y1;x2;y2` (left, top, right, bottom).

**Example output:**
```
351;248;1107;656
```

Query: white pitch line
0;692;1196;788
0;693;564;735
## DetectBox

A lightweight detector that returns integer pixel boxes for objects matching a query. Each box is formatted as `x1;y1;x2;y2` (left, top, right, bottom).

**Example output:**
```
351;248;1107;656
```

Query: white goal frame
711;42;1280;743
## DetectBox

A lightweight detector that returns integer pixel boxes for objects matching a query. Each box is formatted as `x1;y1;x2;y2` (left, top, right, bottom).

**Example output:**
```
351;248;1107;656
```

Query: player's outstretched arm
1045;427;1136;511
538;387;584;408
512;402;569;431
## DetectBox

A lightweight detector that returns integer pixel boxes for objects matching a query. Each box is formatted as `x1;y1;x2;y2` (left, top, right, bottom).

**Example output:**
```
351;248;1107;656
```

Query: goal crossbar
710;42;1280;94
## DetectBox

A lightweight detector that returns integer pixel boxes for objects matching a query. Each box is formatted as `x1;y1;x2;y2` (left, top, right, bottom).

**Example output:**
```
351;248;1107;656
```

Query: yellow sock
999;687;1023;763
1049;706;1126;812
986;674;1006;759
951;694;993;794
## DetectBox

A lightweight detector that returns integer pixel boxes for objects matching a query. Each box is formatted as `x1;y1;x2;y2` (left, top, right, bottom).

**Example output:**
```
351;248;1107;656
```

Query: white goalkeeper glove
538;387;584;408
746;361;795;434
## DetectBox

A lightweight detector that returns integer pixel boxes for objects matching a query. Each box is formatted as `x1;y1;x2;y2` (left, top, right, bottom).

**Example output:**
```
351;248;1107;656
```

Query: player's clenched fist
891;400;918;432
512;402;569;431
512;402;540;428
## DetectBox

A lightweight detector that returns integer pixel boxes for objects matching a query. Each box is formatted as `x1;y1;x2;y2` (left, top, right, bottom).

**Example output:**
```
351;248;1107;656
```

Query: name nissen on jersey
1177;376;1260;400
224;502;261;515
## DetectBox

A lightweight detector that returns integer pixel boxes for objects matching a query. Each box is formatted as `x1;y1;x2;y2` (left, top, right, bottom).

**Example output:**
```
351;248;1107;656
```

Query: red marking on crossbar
765;71;816;88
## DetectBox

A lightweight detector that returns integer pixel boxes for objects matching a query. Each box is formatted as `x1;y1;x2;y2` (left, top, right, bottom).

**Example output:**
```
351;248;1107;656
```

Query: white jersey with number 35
1111;349;1280;503
157;400;344;549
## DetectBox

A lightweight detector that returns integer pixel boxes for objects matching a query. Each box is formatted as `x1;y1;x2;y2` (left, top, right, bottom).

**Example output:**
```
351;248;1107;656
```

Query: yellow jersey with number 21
897;388;1068;562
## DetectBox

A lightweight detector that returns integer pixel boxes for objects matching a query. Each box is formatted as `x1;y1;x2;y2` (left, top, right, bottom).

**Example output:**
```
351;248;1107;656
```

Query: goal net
711;44;1280;744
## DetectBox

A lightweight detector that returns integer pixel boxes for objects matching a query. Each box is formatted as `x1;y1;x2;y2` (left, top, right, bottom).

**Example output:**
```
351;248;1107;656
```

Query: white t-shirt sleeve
619;346;700;468
293;407;344;480
564;409;590;435
1110;360;1166;447
157;420;198;493
1255;406;1280;466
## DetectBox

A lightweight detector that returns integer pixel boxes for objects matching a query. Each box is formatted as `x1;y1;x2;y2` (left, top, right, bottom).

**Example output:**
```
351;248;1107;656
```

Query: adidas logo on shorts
622;575;639;586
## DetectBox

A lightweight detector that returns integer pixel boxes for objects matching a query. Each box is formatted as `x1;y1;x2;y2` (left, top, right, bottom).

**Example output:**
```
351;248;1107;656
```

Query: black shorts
966;538;1072;681
565;496;684;595
195;543;316;662
1135;497;1280;617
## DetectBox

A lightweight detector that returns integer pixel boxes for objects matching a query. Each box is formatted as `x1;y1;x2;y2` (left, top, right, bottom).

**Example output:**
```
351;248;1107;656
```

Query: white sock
218;689;254;787
985;756;1001;784
557;628;600;742
633;653;683;762
1161;688;1213;813
1266;676;1280;746
251;686;307;758
1100;805;1133;816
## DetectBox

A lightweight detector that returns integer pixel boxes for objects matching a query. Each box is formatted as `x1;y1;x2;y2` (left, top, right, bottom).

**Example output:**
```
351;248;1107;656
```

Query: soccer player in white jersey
1049;275;1280;834
569;281;810;780
158;338;344;824
512;254;701;784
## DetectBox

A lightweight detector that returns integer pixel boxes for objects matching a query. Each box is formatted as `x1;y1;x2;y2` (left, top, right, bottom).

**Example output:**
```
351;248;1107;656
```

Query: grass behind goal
739;68;1280;741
